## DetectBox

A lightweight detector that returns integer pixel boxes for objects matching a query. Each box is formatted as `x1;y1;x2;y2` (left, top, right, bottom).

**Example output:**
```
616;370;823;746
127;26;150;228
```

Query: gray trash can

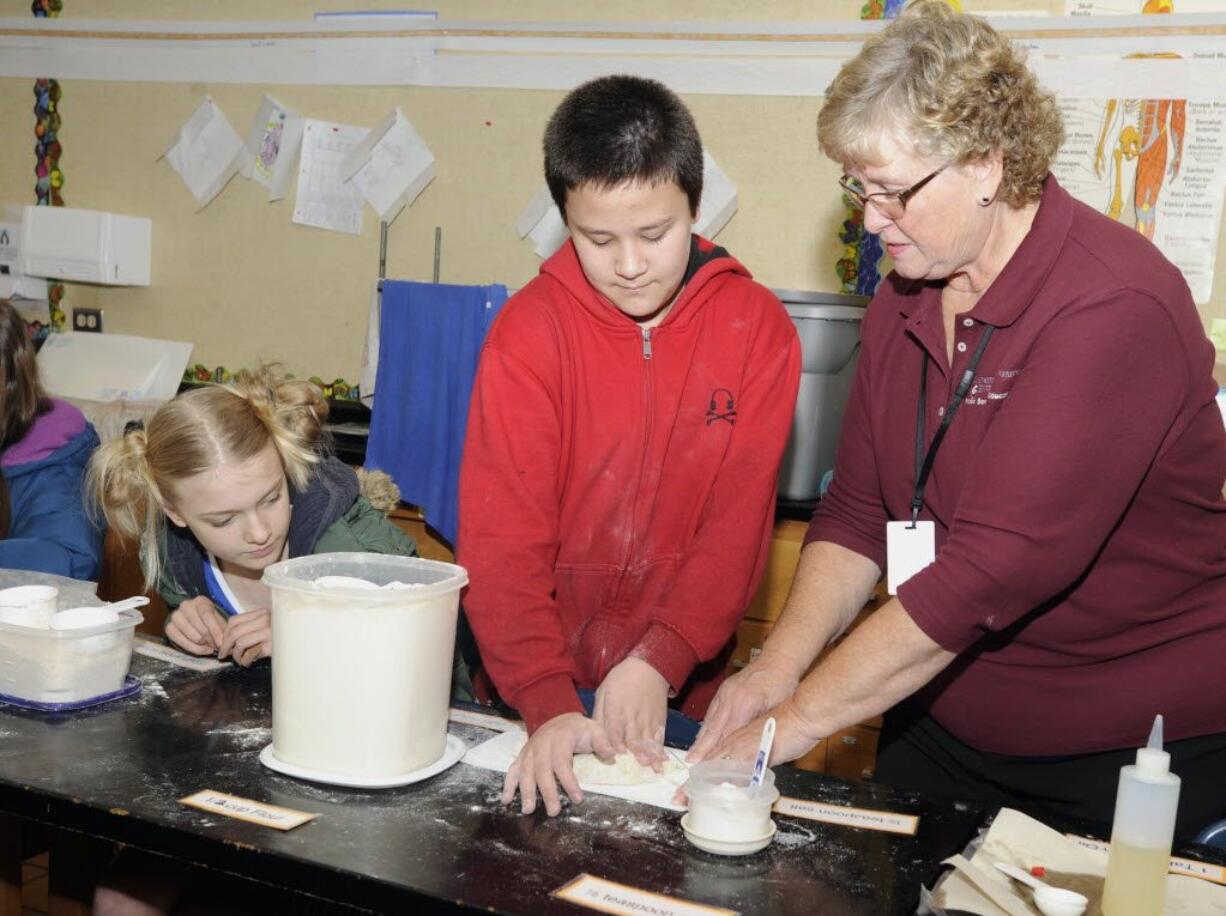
774;290;868;502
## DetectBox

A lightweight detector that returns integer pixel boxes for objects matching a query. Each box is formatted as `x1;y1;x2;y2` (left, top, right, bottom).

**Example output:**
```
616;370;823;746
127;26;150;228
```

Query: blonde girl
87;367;415;666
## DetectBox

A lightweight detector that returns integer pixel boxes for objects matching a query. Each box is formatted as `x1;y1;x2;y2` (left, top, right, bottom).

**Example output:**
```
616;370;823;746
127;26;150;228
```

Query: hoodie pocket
559;556;683;685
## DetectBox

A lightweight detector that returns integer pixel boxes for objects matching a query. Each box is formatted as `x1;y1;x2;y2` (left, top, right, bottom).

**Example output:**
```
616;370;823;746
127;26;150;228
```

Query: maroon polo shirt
808;175;1226;756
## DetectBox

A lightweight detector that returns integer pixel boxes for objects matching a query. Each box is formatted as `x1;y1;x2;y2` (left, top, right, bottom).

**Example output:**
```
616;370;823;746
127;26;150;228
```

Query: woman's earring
980;195;991;205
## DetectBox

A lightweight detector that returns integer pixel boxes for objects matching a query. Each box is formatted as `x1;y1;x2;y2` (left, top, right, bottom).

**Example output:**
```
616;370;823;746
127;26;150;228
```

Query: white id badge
886;521;935;595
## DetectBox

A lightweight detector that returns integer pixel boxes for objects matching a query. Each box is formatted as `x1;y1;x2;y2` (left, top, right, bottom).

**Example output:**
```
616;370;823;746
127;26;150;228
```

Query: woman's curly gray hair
817;0;1063;207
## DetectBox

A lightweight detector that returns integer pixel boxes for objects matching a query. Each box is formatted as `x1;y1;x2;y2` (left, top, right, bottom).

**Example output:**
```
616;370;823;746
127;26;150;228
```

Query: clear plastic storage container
0;608;142;703
684;759;780;846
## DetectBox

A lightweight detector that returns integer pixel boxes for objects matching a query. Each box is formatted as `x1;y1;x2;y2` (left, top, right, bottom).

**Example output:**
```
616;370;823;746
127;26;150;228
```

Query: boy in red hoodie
458;75;800;816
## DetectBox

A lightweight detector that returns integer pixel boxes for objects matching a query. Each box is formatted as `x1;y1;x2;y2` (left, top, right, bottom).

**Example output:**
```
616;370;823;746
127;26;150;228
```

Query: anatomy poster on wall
1052;0;1226;302
1052;98;1226;302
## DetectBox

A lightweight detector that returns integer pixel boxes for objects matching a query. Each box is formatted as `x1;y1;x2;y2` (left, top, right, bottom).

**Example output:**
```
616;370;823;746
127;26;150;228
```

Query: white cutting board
462;728;688;812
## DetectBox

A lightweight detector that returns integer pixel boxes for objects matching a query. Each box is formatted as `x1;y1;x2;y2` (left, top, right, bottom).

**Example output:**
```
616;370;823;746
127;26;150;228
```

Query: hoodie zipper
605;326;656;654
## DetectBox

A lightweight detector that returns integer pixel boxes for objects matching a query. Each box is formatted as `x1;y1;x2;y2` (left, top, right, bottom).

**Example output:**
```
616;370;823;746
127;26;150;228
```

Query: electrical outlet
72;308;103;333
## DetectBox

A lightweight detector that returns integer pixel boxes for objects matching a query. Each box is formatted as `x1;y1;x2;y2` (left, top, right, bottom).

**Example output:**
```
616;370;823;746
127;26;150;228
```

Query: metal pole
432;226;442;284
378;221;388;281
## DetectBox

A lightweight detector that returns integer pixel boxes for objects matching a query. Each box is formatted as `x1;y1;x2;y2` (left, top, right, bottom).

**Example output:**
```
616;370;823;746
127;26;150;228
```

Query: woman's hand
592;657;670;768
165;597;226;656
708;700;824;766
502;713;616;817
686;662;798;763
217;609;272;667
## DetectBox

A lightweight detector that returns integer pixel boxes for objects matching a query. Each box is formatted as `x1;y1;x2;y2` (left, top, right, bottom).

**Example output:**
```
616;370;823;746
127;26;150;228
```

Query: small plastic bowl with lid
681;760;779;856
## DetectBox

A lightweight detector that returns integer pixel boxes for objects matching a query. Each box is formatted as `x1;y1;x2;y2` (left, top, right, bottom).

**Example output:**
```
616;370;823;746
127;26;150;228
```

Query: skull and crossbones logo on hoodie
706;387;737;426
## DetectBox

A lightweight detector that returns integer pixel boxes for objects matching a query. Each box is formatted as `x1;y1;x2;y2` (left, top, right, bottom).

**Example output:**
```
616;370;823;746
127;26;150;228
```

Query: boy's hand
165;597;226;656
217;609;272;667
592;657;669;768
686;662;797;763
502;713;615;817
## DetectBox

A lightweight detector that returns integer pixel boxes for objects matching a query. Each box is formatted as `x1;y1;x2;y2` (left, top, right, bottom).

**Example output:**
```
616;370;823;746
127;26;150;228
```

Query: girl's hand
165;597;226;656
217;609;272;666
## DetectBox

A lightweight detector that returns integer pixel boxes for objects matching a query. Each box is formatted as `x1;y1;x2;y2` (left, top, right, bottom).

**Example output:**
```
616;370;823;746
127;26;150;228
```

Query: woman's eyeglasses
838;167;945;221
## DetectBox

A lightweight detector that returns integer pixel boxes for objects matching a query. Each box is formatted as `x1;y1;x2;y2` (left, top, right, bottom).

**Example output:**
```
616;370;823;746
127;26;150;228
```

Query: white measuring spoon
994;862;1088;916
103;596;151;613
748;717;776;788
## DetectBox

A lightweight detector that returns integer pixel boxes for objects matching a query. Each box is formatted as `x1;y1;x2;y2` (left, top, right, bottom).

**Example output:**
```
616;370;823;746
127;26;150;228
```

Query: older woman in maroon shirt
690;1;1226;843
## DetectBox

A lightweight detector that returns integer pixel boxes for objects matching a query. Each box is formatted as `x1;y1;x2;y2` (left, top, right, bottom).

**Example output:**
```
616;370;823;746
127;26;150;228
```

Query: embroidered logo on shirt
706;388;737;426
966;369;1021;407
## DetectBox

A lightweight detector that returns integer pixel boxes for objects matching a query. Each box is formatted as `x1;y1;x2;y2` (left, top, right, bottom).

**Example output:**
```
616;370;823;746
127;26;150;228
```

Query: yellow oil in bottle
1101;839;1170;916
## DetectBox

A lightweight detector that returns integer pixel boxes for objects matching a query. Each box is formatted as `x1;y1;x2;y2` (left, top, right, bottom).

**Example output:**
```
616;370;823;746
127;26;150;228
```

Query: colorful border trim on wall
183;364;361;402
32;1;65;333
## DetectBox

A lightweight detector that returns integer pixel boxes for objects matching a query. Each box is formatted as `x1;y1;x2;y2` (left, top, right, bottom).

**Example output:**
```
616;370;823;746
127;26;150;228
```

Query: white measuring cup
49;596;150;631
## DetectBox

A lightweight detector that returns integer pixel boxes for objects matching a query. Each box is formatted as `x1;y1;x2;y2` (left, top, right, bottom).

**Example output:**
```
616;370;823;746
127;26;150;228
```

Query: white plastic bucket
262;552;467;779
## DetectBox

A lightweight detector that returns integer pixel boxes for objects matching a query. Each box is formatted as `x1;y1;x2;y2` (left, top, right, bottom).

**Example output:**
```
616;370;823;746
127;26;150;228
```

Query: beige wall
2;0;1223;383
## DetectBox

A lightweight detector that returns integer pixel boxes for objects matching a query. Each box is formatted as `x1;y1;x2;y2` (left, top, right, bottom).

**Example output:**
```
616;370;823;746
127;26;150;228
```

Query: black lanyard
911;325;996;527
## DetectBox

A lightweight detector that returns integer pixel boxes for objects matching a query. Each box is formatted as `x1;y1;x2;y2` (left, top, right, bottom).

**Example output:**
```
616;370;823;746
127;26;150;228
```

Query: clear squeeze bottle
1101;714;1181;916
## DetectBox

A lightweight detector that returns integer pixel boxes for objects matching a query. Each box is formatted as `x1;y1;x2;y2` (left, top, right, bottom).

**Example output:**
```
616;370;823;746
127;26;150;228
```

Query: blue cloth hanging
365;280;507;547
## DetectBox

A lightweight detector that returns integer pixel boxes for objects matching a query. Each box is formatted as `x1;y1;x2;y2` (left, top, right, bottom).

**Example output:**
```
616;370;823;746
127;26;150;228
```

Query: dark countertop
0;656;987;914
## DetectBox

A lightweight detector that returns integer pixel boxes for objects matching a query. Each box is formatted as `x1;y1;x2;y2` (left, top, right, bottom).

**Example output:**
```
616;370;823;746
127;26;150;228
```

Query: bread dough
572;752;688;787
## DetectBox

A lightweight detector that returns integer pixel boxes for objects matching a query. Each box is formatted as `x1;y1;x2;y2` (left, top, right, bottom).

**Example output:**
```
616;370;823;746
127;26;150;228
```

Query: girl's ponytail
229;367;328;491
86;424;170;589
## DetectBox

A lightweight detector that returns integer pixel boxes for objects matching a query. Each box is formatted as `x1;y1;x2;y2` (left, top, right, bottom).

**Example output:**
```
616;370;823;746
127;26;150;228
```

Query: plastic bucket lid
0;607;142;641
685;759;779;803
261;552;468;602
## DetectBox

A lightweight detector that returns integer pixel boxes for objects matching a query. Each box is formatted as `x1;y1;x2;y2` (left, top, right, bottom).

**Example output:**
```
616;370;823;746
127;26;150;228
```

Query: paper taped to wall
513;151;739;259
293;120;368;235
162;97;249;210
341;107;435;224
242;94;297;191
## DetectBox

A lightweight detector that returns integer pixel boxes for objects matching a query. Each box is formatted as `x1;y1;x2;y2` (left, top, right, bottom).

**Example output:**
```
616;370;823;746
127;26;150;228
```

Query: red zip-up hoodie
458;236;800;733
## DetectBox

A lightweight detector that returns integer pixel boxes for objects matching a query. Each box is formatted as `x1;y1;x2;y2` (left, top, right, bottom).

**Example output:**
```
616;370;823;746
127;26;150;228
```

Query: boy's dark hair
544;75;704;221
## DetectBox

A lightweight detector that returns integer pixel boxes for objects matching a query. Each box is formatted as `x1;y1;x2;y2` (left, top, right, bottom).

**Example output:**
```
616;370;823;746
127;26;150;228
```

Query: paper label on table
134;635;230;672
1066;835;1226;885
774;796;919;835
181;790;316;831
447;707;525;732
553;873;737;916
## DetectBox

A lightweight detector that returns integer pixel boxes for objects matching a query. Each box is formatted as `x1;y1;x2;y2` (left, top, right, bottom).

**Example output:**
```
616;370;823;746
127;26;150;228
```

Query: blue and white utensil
749;717;776;789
